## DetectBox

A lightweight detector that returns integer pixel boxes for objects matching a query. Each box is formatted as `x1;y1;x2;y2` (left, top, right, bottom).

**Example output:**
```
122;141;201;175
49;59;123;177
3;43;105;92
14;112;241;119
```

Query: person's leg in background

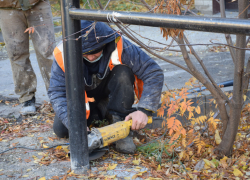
26;0;55;90
0;9;37;115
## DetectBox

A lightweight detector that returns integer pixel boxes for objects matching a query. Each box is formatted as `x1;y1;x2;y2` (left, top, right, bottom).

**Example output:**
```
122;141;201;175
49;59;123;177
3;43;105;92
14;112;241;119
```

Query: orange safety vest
108;36;144;99
53;37;144;119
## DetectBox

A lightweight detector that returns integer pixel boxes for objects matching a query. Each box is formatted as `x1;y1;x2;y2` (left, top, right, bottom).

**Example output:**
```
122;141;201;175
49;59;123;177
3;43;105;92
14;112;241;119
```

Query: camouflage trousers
0;0;55;103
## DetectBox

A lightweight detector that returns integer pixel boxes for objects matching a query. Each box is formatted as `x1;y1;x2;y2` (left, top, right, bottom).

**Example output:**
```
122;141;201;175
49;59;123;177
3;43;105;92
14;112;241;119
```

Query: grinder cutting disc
68;147;109;161
89;147;109;161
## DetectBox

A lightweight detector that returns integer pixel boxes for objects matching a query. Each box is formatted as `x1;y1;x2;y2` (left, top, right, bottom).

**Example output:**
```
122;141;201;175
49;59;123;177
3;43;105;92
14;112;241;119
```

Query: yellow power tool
88;116;152;153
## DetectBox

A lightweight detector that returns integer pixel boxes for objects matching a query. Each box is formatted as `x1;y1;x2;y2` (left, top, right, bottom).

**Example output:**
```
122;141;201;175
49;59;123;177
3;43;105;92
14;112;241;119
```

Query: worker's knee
53;115;69;138
110;65;135;85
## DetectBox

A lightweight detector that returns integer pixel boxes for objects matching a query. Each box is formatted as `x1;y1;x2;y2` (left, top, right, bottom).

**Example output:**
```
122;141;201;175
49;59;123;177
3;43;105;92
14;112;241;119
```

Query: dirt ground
0;100;159;180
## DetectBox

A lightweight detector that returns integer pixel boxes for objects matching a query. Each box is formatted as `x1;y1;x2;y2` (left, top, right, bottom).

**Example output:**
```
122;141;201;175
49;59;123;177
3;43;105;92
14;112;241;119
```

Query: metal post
68;9;250;35
60;0;90;173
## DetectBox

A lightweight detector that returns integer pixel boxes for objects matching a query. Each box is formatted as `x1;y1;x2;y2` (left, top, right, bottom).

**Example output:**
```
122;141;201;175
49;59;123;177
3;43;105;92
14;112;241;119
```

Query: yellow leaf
233;168;243;177
132;159;140;165
55;146;62;150
157;164;161;171
195;106;201;114
68;170;75;175
188;173;193;179
124;177;131;180
62;146;69;153
243;95;247;101
39;177;46;180
26;169;31;172
43;144;49;148
185;81;192;86
242;165;248;170
179;151;185;160
203;159;216;168
45;120;51;123
215;130;222;145
38;152;45;156
105;175;116;179
107;164;117;170
22;175;29;178
32;155;38;160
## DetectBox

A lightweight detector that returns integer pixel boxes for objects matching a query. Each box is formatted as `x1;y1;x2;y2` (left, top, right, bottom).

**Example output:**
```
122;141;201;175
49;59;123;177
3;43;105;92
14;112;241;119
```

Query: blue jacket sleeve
48;60;69;129
121;38;164;112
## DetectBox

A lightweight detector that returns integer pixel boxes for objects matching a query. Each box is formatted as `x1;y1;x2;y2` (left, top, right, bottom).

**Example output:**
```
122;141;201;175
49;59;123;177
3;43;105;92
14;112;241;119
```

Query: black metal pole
60;0;90;173
69;9;250;35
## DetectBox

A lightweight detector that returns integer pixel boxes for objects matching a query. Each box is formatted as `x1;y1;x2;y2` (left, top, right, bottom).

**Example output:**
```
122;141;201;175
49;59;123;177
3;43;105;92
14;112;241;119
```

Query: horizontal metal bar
69;9;250;35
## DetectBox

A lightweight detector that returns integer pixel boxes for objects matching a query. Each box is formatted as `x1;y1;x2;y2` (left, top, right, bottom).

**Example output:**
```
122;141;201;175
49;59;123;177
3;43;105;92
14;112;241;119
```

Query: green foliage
53;21;61;27
137;139;176;165
90;119;109;128
81;0;152;12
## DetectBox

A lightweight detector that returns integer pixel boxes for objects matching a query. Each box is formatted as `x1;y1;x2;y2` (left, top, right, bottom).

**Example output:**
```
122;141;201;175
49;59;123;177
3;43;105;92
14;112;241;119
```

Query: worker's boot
112;115;136;154
20;97;36;115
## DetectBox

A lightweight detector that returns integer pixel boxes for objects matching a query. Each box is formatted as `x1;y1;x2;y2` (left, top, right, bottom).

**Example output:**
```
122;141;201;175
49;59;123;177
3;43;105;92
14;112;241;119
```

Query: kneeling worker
48;21;164;154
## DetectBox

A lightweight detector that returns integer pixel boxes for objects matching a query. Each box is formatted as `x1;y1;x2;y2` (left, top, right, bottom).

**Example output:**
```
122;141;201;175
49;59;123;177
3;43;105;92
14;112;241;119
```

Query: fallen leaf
215;130;222;145
233;168;243;177
38;177;46;180
194;160;205;171
203;159;216;168
51;176;59;179
132;158;140;165
43;144;49;148
105;175;116;179
107;163;117;170
24;159;31;162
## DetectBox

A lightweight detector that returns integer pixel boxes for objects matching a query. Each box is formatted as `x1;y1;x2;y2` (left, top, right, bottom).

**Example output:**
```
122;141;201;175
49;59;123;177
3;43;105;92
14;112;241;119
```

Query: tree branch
220;0;236;64
116;22;193;74
215;0;248;157
183;35;230;103
176;36;225;102
243;57;250;94
96;0;103;9
140;0;152;10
